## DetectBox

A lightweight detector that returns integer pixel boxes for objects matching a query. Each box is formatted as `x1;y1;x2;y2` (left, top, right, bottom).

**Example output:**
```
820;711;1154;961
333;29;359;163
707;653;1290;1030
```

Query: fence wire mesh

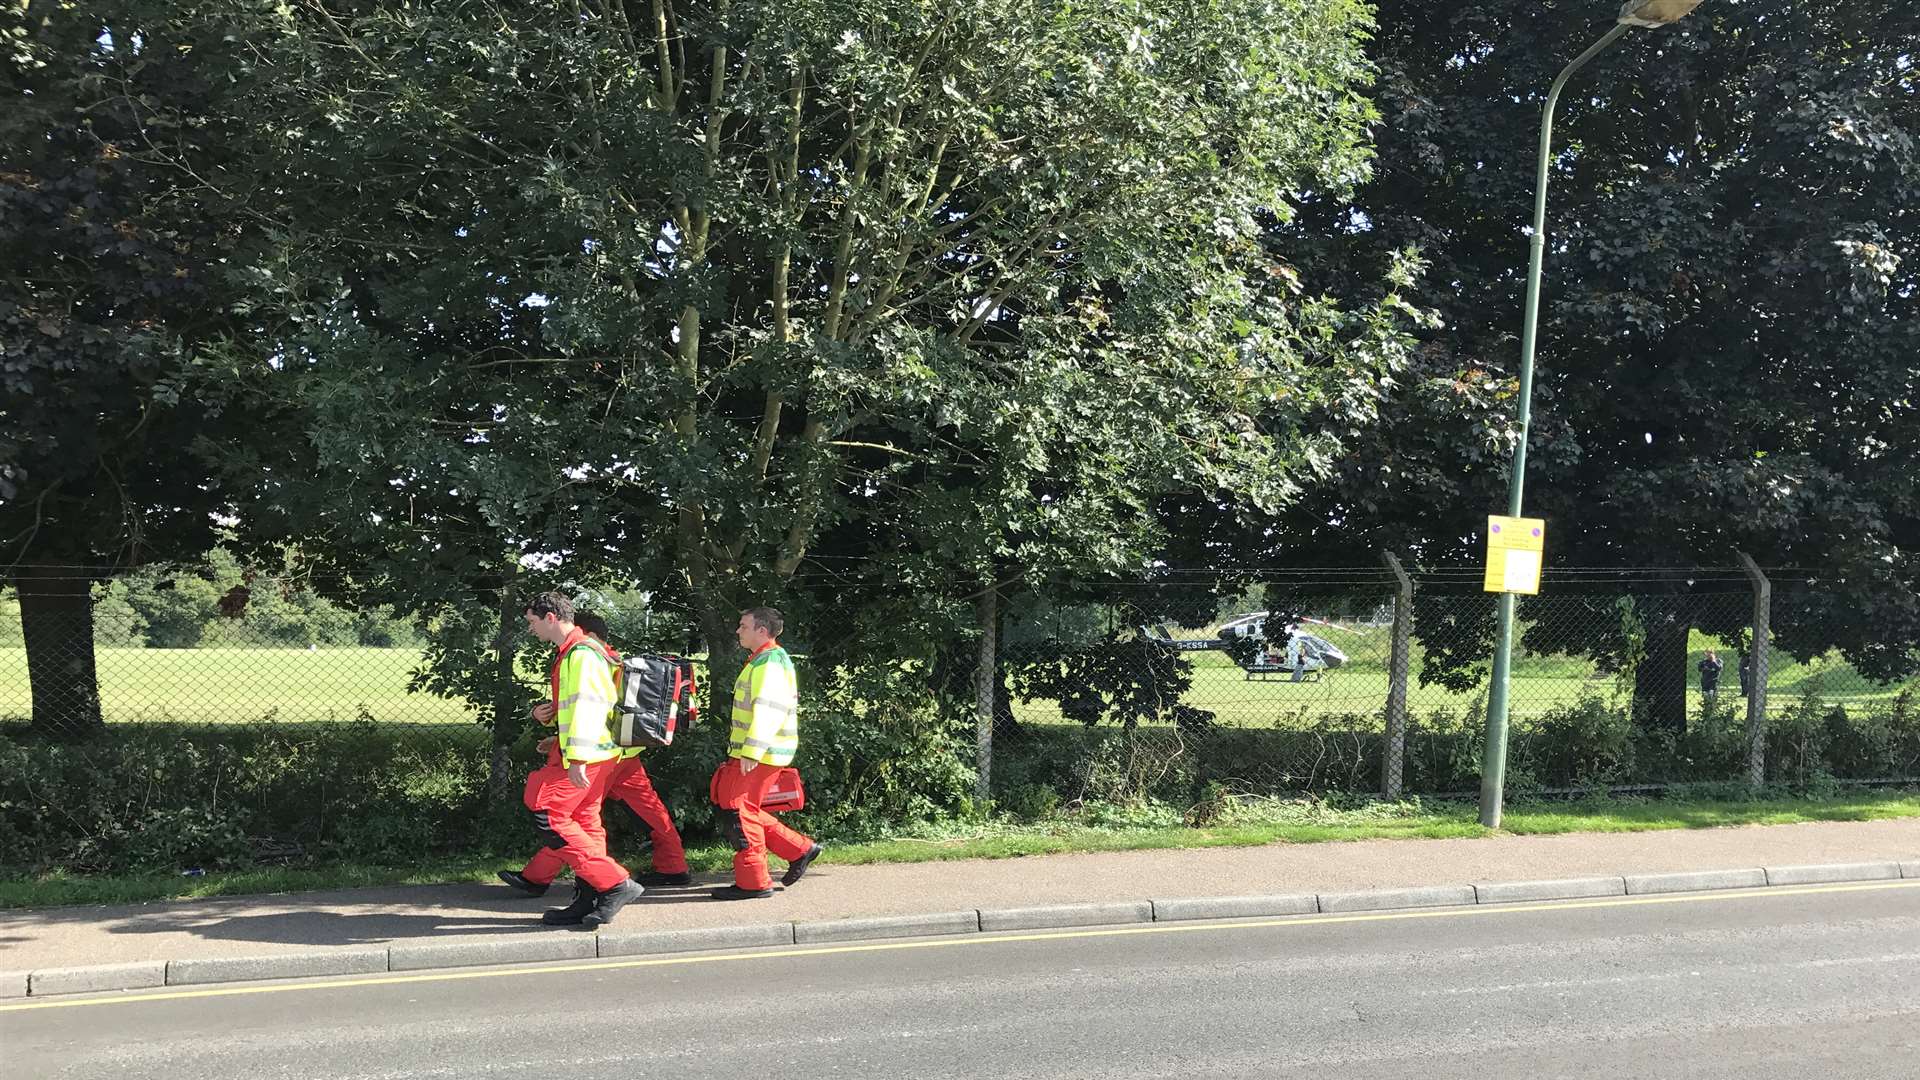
6;564;1920;797
993;571;1920;797
2;568;467;728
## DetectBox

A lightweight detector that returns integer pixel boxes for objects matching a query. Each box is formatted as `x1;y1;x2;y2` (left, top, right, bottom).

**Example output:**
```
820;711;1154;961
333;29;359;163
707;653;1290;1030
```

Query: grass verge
4;789;1917;910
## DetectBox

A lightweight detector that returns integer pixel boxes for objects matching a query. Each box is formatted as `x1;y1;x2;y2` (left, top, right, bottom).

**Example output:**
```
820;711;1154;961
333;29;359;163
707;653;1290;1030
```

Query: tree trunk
487;571;523;800
700;606;743;719
15;565;106;738
993;660;1020;740
993;591;1021;739
1633;597;1691;738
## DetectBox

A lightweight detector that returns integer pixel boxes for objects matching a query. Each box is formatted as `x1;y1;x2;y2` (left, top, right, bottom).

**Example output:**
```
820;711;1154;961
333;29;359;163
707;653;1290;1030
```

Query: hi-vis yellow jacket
729;641;798;766
548;629;619;766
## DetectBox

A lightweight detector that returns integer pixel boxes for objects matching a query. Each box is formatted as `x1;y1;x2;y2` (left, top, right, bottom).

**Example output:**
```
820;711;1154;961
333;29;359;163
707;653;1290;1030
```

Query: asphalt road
7;882;1919;1080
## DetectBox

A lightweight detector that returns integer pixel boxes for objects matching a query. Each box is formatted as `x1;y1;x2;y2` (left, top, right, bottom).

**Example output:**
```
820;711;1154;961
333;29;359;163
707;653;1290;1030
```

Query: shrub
0;723;499;875
784;699;978;841
1766;694;1837;783
1511;694;1633;787
611;664;976;848
1764;692;1920;783
8;676;1920;881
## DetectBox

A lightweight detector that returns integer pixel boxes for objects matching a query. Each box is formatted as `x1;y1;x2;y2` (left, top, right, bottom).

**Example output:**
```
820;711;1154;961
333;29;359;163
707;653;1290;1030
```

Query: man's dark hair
742;606;784;638
575;611;611;641
526;591;574;622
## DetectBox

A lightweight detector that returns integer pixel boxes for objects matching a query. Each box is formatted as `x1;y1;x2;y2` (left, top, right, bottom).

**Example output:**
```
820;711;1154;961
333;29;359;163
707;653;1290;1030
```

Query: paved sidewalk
4;818;1917;976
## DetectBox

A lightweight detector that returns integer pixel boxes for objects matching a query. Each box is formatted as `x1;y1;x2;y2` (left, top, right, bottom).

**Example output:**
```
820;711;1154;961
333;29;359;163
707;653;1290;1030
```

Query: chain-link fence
991;567;1920;801
6;562;1920;795
8;559;1920;878
1;564;686;876
1;567;467;728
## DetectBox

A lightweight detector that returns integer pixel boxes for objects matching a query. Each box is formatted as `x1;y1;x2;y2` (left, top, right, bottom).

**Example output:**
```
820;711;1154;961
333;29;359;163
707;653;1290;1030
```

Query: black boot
711;884;776;901
583;878;646;928
637;870;693;887
542;882;599;925
781;843;824;887
497;870;550;898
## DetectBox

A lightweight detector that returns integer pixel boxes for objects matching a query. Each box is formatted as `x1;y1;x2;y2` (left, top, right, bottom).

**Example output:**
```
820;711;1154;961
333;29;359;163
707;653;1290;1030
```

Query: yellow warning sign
1484;515;1545;595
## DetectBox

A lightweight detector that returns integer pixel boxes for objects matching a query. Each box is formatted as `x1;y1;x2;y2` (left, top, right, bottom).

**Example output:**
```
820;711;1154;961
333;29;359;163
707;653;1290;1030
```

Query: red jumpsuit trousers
516;754;628;892
521;751;687;883
711;758;813;892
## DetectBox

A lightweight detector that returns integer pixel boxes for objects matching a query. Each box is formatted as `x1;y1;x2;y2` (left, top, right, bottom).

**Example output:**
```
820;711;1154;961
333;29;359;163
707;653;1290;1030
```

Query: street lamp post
1479;0;1706;829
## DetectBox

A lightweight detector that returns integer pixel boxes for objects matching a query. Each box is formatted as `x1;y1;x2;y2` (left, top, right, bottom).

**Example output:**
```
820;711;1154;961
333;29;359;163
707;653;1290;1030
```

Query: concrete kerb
15;860;1920;997
1150;894;1319;922
1472;876;1627;905
1318;884;1477;914
29;961;166;997
795;910;981;945
1624;868;1768;895
1762;862;1901;886
167;948;388;986
598;923;795;958
980;901;1154;933
389;932;597;972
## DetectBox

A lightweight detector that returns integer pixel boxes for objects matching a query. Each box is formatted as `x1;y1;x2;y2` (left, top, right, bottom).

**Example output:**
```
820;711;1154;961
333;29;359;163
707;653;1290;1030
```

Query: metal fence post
974;580;997;801
1736;552;1770;786
1380;551;1414;799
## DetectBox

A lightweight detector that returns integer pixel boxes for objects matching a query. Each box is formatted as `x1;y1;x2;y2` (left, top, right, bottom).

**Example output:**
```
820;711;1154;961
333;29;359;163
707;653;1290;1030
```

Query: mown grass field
1015;622;1920;729
0;647;479;725
1;623;1913;728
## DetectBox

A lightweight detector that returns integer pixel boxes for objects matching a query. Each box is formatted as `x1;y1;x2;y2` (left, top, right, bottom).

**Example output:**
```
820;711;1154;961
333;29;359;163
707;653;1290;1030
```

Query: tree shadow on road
101;909;543;946
0;872;782;957
43;876;751;947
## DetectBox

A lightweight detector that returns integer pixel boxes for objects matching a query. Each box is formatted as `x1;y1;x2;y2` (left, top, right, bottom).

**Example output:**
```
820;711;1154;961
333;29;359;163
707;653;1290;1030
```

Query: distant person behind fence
1698;649;1723;700
1739;651;1753;698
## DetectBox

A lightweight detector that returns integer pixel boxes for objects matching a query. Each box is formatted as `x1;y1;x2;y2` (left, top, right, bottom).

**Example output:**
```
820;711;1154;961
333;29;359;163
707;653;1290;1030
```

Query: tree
197;0;1423;733
1;3;252;735
1174;0;1920;733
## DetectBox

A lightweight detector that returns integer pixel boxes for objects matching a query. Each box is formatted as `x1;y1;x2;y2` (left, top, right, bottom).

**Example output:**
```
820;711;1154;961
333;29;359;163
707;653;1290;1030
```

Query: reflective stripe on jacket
728;641;798;766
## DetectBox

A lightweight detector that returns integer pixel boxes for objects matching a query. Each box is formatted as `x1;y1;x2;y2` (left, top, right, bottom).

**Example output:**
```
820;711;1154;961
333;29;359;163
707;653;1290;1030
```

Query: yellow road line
4;878;1916;1013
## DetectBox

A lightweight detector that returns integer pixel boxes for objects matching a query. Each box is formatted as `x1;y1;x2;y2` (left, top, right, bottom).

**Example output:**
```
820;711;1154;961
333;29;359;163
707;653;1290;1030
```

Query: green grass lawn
1018;623;1920;730
1;624;1913;730
0;647;479;725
